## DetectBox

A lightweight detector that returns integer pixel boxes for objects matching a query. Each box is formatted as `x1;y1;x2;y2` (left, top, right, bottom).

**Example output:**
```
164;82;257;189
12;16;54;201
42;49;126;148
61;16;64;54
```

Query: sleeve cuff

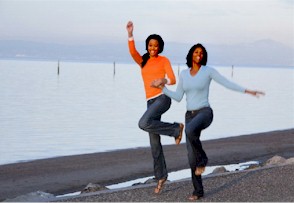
166;78;171;85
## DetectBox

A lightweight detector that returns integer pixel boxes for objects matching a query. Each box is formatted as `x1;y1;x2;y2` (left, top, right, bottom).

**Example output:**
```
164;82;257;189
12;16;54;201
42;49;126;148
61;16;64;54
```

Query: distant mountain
204;39;294;67
0;39;293;66
0;40;131;63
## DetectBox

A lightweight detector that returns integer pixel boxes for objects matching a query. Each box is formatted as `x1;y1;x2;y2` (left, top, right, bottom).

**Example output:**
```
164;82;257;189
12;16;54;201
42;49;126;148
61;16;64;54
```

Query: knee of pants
185;128;195;140
138;119;149;131
185;126;202;140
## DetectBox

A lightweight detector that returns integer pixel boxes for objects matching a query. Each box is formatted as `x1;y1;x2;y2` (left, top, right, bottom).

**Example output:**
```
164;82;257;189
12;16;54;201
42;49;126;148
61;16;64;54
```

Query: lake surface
0;59;293;165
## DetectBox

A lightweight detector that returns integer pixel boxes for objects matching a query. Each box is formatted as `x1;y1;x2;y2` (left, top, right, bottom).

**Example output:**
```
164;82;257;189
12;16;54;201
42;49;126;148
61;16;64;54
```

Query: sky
0;0;293;48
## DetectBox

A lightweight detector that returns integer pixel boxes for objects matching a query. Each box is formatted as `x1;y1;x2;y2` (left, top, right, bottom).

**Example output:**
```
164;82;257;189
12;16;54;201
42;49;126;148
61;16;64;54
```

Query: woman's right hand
126;21;133;37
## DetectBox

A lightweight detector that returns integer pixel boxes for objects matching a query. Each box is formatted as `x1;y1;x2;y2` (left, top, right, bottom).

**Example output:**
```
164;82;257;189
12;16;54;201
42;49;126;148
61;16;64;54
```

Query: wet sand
0;128;293;201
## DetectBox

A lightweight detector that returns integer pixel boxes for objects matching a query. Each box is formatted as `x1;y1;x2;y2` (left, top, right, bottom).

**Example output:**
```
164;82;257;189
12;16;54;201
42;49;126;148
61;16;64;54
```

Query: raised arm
126;21;143;66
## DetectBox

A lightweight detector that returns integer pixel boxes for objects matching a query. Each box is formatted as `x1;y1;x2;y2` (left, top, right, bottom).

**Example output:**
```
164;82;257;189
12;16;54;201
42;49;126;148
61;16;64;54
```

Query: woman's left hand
245;89;265;98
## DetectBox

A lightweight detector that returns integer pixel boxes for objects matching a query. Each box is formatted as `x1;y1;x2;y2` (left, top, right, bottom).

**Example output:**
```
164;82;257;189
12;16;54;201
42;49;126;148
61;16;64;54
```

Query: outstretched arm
210;67;265;98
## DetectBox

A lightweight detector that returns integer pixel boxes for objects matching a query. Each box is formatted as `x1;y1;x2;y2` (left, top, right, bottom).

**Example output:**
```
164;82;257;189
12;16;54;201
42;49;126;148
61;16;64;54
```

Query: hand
151;78;166;89
126;21;133;37
245;90;265;98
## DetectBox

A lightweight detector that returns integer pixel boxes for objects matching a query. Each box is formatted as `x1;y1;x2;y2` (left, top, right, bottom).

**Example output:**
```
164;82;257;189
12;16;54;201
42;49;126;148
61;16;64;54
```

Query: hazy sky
0;0;293;48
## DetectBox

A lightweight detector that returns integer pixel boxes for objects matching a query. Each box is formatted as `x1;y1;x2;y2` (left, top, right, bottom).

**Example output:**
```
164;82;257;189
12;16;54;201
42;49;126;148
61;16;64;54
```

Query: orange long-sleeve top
128;39;176;100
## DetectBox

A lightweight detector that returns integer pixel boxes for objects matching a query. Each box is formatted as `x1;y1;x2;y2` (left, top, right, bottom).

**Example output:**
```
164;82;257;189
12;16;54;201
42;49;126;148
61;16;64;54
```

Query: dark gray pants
185;107;213;196
139;94;180;180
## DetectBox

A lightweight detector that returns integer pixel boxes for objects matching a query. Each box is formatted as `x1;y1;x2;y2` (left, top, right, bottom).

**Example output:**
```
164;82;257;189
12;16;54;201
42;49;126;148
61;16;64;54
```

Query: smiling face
192;47;204;65
148;39;160;58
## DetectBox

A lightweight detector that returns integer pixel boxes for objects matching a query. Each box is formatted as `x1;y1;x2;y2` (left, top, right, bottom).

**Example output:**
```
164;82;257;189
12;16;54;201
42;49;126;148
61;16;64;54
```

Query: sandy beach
0;128;293;201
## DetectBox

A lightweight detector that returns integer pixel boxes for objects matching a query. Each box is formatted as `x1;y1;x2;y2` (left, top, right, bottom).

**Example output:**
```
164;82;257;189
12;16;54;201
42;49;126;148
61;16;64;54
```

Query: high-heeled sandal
175;123;184;145
154;177;167;194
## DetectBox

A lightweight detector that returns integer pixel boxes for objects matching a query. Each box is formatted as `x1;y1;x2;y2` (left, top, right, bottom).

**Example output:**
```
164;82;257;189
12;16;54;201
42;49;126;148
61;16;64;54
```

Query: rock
264;155;286;166
81;183;108;193
4;191;55;202
285;157;294;165
212;166;228;174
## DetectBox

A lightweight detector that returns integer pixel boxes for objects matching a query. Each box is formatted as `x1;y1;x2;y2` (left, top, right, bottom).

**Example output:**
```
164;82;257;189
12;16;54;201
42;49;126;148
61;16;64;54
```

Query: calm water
0;59;293;165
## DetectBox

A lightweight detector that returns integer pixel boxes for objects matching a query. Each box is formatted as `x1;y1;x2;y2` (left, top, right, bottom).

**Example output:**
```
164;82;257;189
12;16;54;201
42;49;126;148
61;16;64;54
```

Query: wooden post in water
57;60;60;75
113;61;116;78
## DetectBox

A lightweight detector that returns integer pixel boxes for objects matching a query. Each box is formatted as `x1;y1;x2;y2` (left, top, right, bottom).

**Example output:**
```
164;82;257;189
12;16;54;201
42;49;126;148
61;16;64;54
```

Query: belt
187;107;210;114
187;110;199;114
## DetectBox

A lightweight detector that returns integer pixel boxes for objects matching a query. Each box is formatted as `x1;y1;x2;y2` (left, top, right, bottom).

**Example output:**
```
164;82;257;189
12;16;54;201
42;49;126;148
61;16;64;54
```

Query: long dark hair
141;34;164;68
186;43;208;68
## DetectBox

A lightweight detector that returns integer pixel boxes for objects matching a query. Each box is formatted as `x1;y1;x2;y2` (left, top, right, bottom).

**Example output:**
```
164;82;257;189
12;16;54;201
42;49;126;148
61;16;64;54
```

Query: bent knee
138;119;149;130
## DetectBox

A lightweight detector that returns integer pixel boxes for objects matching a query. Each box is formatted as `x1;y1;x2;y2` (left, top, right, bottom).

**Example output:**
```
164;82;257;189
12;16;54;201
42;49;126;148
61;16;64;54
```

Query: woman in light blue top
152;43;264;201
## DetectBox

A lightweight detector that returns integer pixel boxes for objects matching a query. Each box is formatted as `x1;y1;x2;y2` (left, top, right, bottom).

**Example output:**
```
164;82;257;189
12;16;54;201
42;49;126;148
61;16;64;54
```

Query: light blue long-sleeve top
163;66;246;111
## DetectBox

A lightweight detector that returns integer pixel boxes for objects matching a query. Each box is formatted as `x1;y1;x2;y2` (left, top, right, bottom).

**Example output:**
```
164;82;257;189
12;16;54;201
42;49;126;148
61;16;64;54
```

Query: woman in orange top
126;21;184;194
